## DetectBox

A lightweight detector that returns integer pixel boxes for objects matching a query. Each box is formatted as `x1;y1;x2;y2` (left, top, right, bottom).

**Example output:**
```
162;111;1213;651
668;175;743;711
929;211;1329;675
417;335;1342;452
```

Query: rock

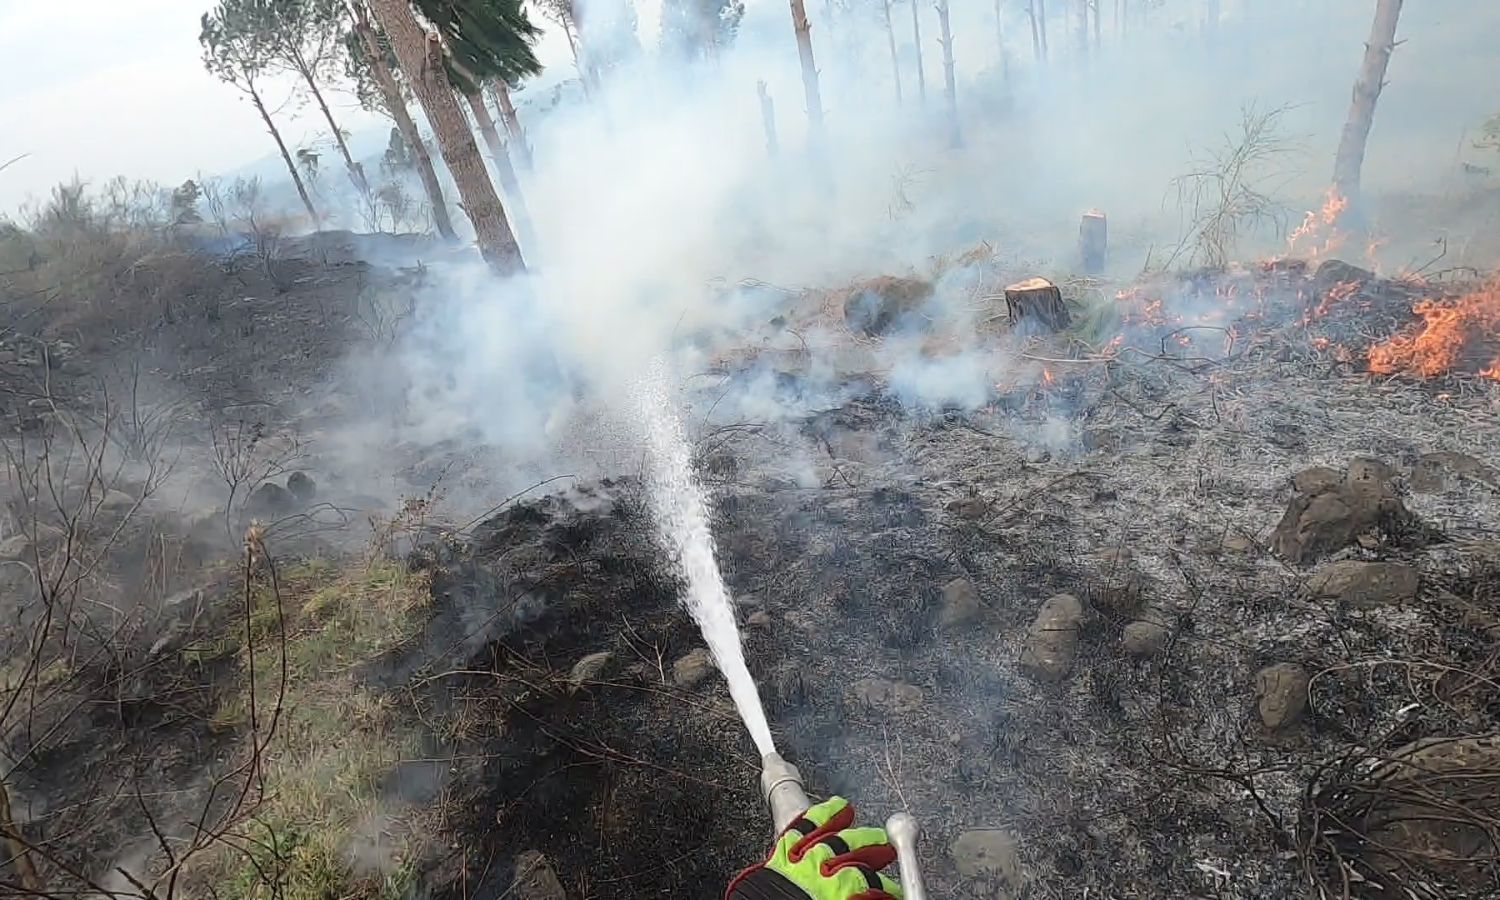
286;471;317;502
849;677;924;713
1220;533;1257;555
100;489;135;512
1313;259;1374;293
1121;620;1168;657
508;850;567;900
945;497;989;520
1018;594;1084;683
1356;736;1500;893
745;610;772;630
1272;459;1419;564
244;482;294;519
939;578;981;628
1409;451;1500;493
1254;663;1309;730
672;648;715;688
950;828;1023;886
840;275;933;336
1306;560;1419;608
568;651;613;689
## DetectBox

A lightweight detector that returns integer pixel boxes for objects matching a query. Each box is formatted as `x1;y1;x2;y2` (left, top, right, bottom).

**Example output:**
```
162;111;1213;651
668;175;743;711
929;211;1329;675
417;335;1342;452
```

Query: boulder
939;578;981;629
840;276;933;336
745;610;772;631
100;489;136;512
1272;459;1419;564
1408;451;1500;493
849;677;924;713
286;471;317;502
1306;560;1419;608
672;648;715;688
244;482;295;519
1254;663;1309;730
1121;620;1168;657
1018;594;1085;683
568;651;614;690
508;850;567;900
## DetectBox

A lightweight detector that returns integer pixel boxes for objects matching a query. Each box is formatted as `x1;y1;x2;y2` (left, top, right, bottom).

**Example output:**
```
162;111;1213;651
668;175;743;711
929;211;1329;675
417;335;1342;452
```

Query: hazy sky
0;0;572;215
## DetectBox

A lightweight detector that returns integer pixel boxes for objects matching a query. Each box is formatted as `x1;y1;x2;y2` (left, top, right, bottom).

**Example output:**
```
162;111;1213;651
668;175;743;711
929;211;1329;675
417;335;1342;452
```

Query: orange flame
1367;279;1500;380
1288;187;1349;261
1306;279;1361;322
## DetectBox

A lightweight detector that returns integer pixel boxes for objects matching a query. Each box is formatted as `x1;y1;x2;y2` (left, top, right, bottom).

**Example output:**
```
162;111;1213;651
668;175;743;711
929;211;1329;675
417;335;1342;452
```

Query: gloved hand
725;797;902;900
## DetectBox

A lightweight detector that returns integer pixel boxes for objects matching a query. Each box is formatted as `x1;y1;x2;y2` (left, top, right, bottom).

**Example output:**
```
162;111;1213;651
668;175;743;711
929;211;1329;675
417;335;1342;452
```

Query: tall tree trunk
1092;0;1101;49
490;83;533;171
293;52;370;197
0;779;42;893
249;86;319;225
1332;0;1404;202
910;0;927;102
368;0;522;272
1205;0;1220;36
757;81;779;155
787;0;825;135
1075;0;1088;56
881;0;903;104
351;5;457;241
935;0;960;147
1028;0;1041;61
1037;0;1049;59
463;90;534;249
993;0;1009;83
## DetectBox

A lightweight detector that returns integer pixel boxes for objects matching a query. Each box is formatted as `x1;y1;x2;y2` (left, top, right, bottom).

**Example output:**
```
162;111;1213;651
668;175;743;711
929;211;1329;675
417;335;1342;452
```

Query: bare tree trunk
881;0;903;104
463;90;534;249
1028;0;1041;61
350;5;457;241
788;0;825;135
490;82;533;171
910;0;927;101
0;779;42;893
1205;0;1220;36
757;81;779;155
368;0;522;272
935;0;960;147
1075;0;1088;56
1332;0;1404;201
993;0;1009;82
1037;0;1049;59
1092;0;1101;49
293;52;370;197
250;86;319;225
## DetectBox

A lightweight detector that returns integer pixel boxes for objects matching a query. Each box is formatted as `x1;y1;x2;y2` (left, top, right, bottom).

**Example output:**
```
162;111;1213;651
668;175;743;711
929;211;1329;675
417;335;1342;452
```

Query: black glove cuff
726;866;814;900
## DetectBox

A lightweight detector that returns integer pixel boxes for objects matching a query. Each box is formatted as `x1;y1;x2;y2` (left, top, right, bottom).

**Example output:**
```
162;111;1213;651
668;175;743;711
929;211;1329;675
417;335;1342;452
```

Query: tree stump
1004;277;1071;331
1078;209;1107;273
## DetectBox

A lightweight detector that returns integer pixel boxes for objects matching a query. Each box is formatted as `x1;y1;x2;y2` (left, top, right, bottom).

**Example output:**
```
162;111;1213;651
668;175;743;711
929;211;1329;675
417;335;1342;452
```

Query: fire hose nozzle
760;752;811;834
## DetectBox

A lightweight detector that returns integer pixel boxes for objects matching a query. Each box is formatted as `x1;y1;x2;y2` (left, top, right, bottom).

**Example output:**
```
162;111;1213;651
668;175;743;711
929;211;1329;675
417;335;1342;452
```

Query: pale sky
0;0;573;215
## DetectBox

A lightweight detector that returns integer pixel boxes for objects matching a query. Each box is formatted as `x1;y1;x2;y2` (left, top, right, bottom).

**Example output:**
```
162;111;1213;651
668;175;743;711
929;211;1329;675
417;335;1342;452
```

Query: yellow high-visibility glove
725;797;902;900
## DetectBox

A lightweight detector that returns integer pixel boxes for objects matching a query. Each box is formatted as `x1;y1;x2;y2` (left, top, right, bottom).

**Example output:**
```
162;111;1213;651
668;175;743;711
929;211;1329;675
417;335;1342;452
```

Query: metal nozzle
884;812;928;900
760;751;811;834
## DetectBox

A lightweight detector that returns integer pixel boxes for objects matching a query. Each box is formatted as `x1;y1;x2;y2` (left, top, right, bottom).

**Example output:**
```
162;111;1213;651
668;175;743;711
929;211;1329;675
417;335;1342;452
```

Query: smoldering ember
2;1;1499;899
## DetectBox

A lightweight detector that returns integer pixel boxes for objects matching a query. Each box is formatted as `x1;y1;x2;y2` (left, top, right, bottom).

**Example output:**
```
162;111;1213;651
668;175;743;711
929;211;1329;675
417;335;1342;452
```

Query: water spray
636;361;927;898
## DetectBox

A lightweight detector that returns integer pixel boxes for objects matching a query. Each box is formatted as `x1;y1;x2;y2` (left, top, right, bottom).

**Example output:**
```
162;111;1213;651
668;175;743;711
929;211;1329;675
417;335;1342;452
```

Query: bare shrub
209;416;306;536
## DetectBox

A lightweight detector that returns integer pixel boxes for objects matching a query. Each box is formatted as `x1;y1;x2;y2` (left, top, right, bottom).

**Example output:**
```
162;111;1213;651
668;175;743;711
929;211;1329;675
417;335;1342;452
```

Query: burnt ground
4;228;1500;900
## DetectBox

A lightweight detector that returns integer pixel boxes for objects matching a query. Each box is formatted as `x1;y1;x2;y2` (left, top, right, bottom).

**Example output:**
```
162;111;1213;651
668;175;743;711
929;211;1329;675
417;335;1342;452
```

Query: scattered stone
568;651;614;690
939;578;981;628
1121;620;1168;657
508;850;567;900
1306;560;1419;608
745;610;772;630
849;677;924;713
1272;459;1419;564
950;828;1024;886
1254;663;1310;730
1355;736;1500;892
1409;450;1500;493
945;497;990;520
840;275;933;336
672;648;715;688
1019;594;1084;683
286;471;317;502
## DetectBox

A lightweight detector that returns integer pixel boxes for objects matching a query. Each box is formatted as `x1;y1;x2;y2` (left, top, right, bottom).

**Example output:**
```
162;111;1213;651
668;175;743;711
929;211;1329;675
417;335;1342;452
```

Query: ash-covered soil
403;262;1500;900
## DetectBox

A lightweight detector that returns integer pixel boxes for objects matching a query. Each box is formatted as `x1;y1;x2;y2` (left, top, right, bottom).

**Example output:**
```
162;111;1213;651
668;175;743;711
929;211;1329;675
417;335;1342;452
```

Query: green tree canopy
408;0;544;90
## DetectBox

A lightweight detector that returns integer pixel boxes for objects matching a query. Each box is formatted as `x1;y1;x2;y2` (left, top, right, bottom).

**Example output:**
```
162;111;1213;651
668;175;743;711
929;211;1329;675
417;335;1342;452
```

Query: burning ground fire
1367;278;1500;380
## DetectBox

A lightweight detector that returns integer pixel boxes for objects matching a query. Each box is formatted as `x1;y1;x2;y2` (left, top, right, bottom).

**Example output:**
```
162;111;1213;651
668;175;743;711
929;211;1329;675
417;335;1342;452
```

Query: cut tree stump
1078;209;1107;274
1004;277;1071;331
